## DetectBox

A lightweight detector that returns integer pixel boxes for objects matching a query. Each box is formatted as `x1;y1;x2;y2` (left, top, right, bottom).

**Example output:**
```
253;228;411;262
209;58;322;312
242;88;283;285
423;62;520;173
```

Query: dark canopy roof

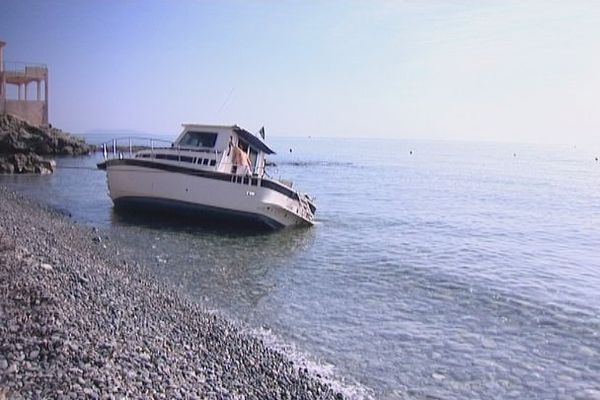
233;126;275;154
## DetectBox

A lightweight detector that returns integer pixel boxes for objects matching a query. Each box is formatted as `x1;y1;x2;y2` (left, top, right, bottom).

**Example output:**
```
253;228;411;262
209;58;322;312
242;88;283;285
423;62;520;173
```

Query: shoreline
0;186;344;399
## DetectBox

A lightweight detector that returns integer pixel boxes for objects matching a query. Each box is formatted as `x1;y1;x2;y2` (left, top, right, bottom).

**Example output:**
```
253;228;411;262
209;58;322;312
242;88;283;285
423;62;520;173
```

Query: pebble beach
0;186;344;399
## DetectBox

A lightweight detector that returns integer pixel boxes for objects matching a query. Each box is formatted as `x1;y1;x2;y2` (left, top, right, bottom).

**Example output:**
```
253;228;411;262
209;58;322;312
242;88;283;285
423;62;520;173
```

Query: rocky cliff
0;114;95;174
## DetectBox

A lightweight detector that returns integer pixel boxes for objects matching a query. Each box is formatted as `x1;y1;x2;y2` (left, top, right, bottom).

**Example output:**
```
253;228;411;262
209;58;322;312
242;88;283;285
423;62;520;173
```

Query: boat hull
102;160;313;229
113;196;286;229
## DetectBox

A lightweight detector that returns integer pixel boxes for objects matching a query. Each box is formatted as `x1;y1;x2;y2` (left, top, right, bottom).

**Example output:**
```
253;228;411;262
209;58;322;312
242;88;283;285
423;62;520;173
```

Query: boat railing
217;159;268;178
101;137;173;160
100;137;220;160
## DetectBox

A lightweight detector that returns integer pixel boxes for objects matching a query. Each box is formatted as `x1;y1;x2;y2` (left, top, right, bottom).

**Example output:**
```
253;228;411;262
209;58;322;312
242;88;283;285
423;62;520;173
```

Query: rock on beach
0;186;344;399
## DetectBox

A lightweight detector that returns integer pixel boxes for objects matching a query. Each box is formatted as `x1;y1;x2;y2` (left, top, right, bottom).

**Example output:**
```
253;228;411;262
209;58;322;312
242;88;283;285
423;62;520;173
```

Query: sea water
2;137;600;399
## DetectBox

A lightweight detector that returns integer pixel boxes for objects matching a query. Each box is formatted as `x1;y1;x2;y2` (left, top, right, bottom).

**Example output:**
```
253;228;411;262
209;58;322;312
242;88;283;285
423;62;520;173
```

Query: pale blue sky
1;1;599;144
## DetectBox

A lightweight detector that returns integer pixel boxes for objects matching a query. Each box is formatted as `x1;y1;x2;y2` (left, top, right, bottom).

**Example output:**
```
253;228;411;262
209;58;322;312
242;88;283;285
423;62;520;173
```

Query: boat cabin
131;124;275;177
174;124;275;176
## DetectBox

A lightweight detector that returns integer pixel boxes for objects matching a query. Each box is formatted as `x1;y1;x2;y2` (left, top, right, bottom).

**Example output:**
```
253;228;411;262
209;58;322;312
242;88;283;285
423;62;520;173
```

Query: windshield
179;131;218;148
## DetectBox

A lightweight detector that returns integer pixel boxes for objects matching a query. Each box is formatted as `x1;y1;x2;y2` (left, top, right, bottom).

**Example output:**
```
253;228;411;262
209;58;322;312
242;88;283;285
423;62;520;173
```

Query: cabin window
210;160;216;166
202;159;209;165
179;131;218;148
155;154;194;163
238;140;249;152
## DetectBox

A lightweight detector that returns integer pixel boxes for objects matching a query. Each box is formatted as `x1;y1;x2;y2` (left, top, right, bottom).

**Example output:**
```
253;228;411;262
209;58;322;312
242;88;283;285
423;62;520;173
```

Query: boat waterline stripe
99;159;300;201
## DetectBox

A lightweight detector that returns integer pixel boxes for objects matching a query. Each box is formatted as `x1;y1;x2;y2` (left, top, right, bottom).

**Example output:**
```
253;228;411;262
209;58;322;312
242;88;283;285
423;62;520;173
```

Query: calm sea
2;137;600;399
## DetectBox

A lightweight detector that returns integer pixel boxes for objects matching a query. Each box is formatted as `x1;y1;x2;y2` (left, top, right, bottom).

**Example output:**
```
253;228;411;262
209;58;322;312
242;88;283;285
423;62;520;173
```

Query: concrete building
0;40;49;126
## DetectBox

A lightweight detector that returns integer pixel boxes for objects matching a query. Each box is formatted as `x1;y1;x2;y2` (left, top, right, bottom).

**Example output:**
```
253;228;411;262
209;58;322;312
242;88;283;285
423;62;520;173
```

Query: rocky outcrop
0;153;56;174
0;114;94;155
0;113;94;174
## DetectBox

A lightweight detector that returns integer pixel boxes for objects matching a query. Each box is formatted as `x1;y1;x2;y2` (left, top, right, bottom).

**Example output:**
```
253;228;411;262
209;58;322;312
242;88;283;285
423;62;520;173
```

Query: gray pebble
7;363;18;374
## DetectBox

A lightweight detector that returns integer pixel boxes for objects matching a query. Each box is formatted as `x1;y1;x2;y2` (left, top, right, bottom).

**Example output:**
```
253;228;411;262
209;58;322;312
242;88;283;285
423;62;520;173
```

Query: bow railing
100;137;173;160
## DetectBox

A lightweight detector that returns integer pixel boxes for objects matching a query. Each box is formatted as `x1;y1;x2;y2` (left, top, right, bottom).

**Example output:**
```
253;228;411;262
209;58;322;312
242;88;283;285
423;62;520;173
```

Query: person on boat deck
232;143;252;175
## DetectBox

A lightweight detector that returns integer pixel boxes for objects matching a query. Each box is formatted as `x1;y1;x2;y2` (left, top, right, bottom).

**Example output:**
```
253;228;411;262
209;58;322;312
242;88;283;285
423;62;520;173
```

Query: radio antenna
217;88;235;116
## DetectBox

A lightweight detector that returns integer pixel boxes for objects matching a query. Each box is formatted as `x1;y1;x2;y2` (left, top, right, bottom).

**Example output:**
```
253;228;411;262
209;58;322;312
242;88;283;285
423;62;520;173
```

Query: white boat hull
103;161;314;229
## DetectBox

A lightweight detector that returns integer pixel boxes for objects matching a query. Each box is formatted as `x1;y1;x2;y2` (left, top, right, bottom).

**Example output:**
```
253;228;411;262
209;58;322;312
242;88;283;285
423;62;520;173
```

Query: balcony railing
2;61;47;73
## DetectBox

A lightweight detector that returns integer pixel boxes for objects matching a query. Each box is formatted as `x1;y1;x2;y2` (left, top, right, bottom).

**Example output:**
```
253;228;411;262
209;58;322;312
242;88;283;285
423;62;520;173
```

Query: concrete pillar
0;42;4;73
24;82;28;100
18;84;22;100
44;75;48;124
37;80;40;101
0;42;6;112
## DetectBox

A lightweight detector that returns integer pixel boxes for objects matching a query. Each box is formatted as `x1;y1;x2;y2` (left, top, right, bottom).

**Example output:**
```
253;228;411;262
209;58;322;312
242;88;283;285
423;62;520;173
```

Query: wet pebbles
0;187;343;399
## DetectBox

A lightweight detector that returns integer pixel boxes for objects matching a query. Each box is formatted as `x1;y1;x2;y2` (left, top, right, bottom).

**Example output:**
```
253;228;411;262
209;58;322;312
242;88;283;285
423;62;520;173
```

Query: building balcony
3;62;48;84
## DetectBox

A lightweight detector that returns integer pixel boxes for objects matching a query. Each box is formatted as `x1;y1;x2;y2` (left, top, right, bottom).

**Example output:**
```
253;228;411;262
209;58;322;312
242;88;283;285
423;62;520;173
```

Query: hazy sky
1;1;599;143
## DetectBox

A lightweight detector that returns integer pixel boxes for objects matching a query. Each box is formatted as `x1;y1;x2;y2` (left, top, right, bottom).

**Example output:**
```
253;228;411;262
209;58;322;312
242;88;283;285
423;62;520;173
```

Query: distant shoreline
0;186;344;399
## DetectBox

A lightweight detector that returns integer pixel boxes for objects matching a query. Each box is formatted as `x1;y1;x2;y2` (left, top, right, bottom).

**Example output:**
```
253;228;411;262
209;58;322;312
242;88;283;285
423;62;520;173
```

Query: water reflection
112;219;317;310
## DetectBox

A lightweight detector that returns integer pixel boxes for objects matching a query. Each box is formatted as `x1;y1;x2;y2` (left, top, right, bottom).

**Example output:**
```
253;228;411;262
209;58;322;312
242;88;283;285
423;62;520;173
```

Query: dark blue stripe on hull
113;197;285;230
98;159;300;201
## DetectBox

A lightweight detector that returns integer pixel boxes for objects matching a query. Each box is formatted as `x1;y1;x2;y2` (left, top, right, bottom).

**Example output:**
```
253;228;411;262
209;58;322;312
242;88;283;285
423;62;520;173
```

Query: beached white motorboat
97;124;316;229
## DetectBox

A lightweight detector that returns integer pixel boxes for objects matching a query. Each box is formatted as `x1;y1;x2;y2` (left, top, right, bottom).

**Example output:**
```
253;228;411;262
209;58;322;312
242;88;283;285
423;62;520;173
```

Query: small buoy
409;150;413;155
289;148;293;153
513;153;517;157
595;157;598;162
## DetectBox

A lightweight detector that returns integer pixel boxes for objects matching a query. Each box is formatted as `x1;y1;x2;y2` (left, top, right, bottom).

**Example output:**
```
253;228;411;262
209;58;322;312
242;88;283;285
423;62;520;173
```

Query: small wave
277;161;358;168
245;326;375;400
